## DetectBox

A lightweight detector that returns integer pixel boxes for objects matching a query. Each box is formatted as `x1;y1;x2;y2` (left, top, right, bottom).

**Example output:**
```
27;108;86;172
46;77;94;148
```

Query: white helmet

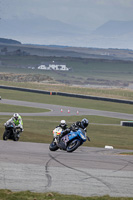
60;120;66;128
13;113;19;120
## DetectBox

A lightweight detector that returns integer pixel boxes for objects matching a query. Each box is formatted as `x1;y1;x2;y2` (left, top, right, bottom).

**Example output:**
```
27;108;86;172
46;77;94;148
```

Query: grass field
0;88;133;149
1;189;133;200
1;54;133;101
1;55;133;86
1;88;133;114
1;79;133;100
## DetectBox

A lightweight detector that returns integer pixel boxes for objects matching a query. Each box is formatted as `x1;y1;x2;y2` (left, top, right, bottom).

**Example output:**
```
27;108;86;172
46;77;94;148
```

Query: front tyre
66;139;80;153
49;141;59;151
3;131;9;141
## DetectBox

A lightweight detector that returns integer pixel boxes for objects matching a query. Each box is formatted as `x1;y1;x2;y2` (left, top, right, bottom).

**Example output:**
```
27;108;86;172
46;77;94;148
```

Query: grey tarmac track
0;141;133;197
0;99;133;197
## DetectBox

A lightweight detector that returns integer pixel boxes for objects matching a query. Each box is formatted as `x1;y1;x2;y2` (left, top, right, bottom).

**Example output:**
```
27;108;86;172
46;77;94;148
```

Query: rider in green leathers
7;113;24;136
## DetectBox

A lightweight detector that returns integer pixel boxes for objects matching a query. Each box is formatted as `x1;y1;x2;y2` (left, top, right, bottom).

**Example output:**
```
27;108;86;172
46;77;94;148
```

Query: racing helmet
60;120;66;128
13;113;19;120
81;118;89;129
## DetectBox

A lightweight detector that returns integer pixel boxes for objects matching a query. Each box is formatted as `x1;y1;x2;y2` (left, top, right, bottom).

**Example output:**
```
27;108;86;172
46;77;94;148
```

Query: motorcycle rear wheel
66;139;80;152
13;135;19;141
49;141;59;151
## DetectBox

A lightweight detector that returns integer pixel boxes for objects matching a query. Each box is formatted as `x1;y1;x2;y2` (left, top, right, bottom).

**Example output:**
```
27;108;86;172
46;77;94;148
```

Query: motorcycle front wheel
49;141;59;151
3;131;10;141
66;139;80;153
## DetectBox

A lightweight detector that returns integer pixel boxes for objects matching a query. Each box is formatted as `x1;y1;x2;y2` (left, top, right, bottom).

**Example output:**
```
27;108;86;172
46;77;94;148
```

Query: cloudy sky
0;0;133;48
1;0;133;30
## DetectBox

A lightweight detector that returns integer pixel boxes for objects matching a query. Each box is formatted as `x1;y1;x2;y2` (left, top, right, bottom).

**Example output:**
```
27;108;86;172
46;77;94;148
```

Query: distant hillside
0;16;84;39
1;17;133;49
1;42;133;61
93;20;133;36
0;38;21;44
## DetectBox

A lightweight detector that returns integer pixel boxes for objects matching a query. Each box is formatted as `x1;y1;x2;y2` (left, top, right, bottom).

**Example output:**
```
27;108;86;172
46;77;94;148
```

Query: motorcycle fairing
67;129;87;142
59;133;76;150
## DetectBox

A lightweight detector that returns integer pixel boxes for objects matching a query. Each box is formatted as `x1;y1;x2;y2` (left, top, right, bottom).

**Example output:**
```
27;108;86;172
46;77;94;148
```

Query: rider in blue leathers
58;118;89;140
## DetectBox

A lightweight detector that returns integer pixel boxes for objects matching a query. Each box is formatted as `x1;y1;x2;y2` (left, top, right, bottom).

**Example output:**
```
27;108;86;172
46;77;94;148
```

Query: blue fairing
67;128;87;143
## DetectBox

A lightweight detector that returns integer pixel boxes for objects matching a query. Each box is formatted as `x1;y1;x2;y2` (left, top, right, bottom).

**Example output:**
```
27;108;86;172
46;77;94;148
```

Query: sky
0;0;133;48
1;0;133;30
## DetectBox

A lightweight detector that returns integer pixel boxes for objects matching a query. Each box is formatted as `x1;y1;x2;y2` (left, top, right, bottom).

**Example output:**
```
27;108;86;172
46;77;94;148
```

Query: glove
71;126;78;132
60;128;70;137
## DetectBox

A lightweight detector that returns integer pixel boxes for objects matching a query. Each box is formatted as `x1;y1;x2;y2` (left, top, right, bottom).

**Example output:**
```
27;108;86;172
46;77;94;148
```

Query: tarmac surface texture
0;141;133;197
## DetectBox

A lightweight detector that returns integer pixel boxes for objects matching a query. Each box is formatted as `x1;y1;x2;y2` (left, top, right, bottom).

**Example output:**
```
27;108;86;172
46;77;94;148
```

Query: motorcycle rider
56;120;68;130
6;113;24;136
56;120;68;143
58;118;89;141
70;118;89;132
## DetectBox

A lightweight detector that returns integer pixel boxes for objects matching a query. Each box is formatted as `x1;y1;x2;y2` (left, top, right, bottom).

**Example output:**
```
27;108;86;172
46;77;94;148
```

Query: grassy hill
0;55;133;88
0;42;133;88
1;41;133;60
0;38;21;44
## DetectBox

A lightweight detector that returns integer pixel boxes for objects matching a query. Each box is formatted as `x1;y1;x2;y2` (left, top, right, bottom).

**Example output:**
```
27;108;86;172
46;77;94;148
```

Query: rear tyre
49;141;59;151
13;135;19;141
66;139;80;153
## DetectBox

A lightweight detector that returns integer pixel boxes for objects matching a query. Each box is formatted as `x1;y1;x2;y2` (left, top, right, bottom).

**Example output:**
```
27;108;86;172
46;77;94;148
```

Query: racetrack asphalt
1;99;133;120
0;141;133;197
0;99;133;197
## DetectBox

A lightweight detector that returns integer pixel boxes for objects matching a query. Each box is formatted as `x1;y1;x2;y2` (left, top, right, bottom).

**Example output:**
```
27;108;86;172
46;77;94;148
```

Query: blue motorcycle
49;127;90;153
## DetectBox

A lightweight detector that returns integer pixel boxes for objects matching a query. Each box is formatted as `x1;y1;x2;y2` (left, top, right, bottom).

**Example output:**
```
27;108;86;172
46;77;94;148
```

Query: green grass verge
120;152;133;155
1;80;133;100
0;115;133;150
0;190;133;200
1;88;133;114
0;89;133;150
